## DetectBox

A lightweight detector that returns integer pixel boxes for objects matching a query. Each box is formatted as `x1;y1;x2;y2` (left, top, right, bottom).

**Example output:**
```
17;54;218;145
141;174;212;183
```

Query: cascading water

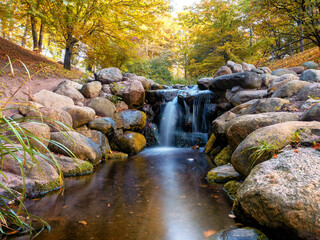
159;86;217;147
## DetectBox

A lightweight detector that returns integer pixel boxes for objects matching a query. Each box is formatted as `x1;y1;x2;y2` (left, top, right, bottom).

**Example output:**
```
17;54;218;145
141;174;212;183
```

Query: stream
22;147;235;240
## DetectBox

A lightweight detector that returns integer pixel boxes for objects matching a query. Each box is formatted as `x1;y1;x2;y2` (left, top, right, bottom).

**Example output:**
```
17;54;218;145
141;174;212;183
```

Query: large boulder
214;66;232;77
268;74;299;92
227;89;268;105
301;61;319;69
62;106;96;128
302;102;320;121
127;75;151;90
197;77;212;90
114;110;147;131
18;101;44;116
236;148;320;239
54;80;83;91
20;122;51;152
111;131;146;155
297;83;320;101
115;80;145;108
241;98;290;115
271;68;297;76
33;90;74;108
26;107;73;132
88;117;116;136
142;122;159;146
300;69;320;82
231;121;320;176
95;67;123;84
80;130;111;157
49;131;102;164
80;81;102;98
54;85;85;103
209;72;262;90
225;112;300;150
272;80;310;98
86;97;116;117
0;152;60;198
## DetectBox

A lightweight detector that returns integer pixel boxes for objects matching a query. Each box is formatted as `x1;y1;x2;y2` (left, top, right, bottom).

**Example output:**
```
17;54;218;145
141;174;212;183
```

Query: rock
302;102;320;121
210;227;268;240
80;130;111;157
257;67;272;74
49;131;102;164
18;101;44;116
33;90;74;108
80;81;102;98
207;164;241;183
62;106;95;128
197;77;212;90
26;107;73;132
111;131;146;155
209;72;262;90
300;69;320;82
241;98;290;115
223;181;242;201
272;80;310;98
205;133;217;154
271;68;297;76
86;97;116;117
150;83;164;90
231;63;243;73
241;62;252;72
261;74;277;87
51;154;93;177
228;89;268;105
115;101;129;111
287;66;305;74
114;110;146;131
20;122;50;152
102;84;112;94
231;121;320;176
129;75;150;90
95;67;123;84
268;74;299;92
142;123;159;146
54;85;84;103
214;66;232;77
297;83;320;101
300;99;320;111
214;146;233;166
226;112;300;150
226;61;236;68
88;117;116;136
1;152;60;198
10;114;24;122
115;80;145;108
301;61;319;69
236;148;320;239
54;80;83;91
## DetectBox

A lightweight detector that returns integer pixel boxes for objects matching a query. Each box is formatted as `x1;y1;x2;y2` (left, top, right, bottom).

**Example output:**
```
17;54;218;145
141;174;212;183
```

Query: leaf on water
63;205;67;209
203;230;216;238
107;203;111;207
78;221;87;226
32;198;40;201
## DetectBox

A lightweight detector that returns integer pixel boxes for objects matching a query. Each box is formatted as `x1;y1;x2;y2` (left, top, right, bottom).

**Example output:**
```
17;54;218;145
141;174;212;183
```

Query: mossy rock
209;227;268;240
104;152;128;160
111;131;146;155
214;146;233;166
223;180;242;201
33;178;62;195
64;161;93;177
205;133;217;154
210;146;223;157
114;110;147;132
207;164;241;183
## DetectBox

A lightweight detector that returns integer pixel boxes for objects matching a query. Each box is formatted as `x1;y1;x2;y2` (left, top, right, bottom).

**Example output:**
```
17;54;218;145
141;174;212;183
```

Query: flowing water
21;148;235;240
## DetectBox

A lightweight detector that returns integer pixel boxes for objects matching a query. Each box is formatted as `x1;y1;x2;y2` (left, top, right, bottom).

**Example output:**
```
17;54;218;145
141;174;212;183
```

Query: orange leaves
78;220;87;226
203;230;217;238
313;143;320;150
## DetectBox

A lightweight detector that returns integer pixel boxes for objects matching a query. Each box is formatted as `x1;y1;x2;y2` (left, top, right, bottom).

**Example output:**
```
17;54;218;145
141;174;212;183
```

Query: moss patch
104;152;128;160
33;178;63;197
223;180;242;201
205;133;216;154
214;146;233;166
64;161;93;177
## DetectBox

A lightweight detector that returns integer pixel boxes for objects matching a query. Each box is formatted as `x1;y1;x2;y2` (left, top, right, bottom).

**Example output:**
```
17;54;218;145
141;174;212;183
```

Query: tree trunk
64;36;77;70
21;17;30;47
38;20;44;53
30;15;38;52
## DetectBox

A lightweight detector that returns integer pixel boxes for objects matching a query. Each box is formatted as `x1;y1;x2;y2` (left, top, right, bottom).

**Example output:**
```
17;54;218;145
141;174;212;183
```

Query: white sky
171;0;201;12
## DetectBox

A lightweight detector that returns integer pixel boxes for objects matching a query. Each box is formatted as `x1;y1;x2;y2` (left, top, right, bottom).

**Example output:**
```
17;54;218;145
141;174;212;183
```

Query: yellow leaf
78;221;87;226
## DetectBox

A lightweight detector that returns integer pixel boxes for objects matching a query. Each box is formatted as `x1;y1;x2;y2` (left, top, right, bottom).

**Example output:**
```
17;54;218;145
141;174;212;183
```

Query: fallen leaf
78;221;87;226
32;198;40;201
313;143;320;150
294;149;300;153
273;154;278;158
107;203;110;207
203;230;216;238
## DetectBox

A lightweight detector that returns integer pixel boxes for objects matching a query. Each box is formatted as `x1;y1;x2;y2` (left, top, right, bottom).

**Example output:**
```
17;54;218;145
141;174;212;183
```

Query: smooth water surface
24;148;235;240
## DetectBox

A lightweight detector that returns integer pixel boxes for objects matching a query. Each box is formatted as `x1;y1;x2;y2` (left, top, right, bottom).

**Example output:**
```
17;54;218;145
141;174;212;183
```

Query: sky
171;0;201;12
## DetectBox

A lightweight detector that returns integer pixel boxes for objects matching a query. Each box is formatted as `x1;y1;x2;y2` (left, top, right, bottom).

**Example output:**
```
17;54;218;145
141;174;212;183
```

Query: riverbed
23;147;235;240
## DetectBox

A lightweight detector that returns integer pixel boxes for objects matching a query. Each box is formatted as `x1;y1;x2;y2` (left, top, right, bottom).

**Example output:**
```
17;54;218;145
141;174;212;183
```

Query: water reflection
18;148;235;240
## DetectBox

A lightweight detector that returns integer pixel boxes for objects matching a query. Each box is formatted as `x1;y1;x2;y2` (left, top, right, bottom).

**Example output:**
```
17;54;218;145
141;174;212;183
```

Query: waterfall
159;97;179;146
158;87;217;147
